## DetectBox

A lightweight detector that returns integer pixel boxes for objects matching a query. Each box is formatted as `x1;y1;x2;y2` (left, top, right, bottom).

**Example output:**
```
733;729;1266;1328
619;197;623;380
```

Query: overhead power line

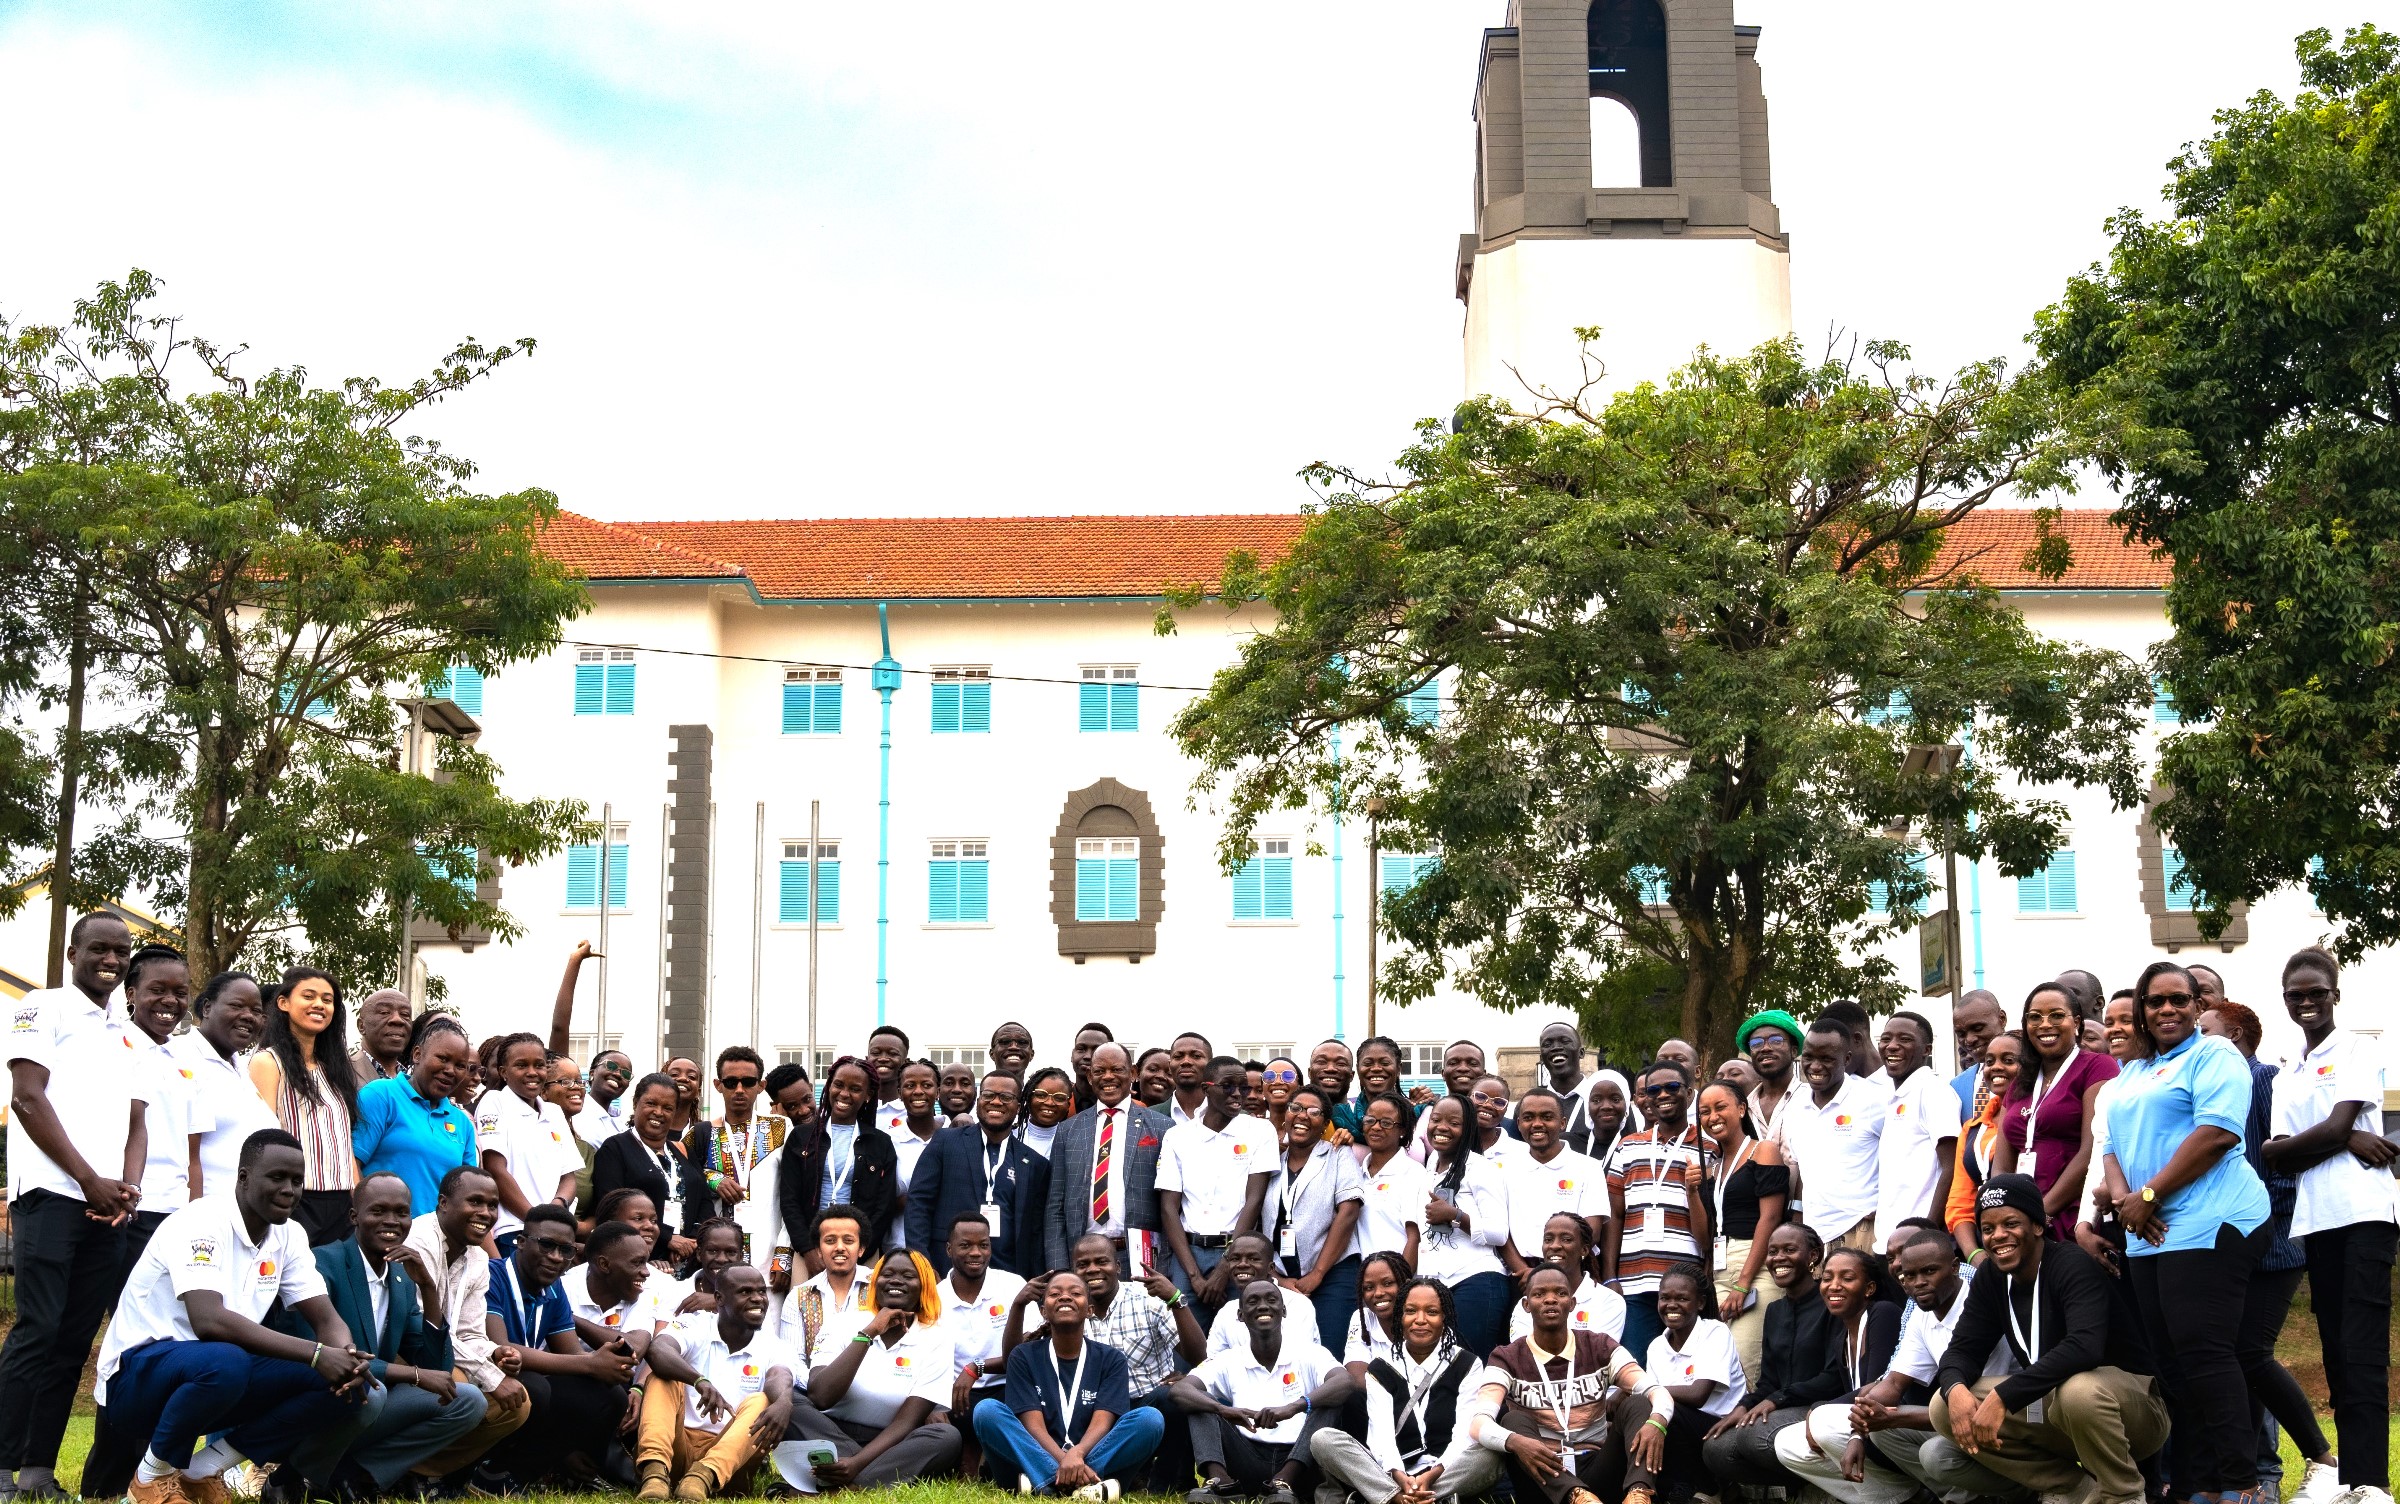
559;638;1219;693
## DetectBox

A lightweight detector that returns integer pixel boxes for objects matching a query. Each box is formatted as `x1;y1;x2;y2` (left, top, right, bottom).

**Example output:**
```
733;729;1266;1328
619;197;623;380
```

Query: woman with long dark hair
776;1056;898;1266
1341;1250;1415;1376
1695;1080;1787;1386
248;966;362;1244
2105;960;2272;1504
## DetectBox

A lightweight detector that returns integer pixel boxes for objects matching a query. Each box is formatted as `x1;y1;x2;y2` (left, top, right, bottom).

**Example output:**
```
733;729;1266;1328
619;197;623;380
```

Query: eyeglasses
529;1237;577;1258
2283;986;2335;1006
1262;1068;1299;1083
1637;1082;1686;1098
1029;1090;1074;1105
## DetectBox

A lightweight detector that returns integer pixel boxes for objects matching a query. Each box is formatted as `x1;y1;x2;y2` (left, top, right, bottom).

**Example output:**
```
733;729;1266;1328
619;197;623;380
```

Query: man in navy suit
905;1071;1052;1277
279;1173;492;1493
1043;1043;1170;1273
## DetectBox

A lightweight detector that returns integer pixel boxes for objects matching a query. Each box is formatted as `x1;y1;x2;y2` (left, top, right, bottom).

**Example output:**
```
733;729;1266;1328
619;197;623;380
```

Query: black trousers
294;1189;354;1248
1189;1409;1336;1489
0;1189;126;1471
2234;1261;2329;1462
2128;1221;2266;1494
2307;1218;2398;1489
1131;1382;1195;1494
1655;1405;1715;1500
479;1371;628;1485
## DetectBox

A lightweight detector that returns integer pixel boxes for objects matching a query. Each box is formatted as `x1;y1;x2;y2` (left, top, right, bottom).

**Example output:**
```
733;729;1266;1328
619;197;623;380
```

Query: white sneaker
2294;1463;2348;1504
2342;1488;2394;1504
1070;1483;1120;1502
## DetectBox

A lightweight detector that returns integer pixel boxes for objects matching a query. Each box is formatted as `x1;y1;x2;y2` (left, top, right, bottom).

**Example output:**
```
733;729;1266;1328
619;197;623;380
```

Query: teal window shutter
434;664;485;716
957;857;989;921
1078;682;1109;732
1076;858;1107;919
604;660;635;715
1870;852;1928;914
1864;691;1909;726
450;846;479;898
604;843;629;909
816;679;842;734
2162;847;2194;912
2018;850;2078;915
1632;865;1670;905
783;681;810;734
1110;680;1138;732
1403;682;1440;726
928;860;959;923
574;662;604;715
1262;854;1293;919
1232;861;1263;920
778;859;807;923
1381;854;1436;895
1107;856;1137;919
961;680;991;733
814;858;840;924
567;845;598;908
931;681;960;734
2153;678;2180;725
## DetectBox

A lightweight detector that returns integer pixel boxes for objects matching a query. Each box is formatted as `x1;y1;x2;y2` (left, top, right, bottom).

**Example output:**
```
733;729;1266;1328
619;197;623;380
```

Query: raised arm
547;941;594;1057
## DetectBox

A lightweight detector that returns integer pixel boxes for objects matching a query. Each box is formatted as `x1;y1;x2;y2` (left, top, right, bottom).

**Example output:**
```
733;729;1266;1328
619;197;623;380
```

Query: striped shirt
1605;1125;1708;1296
277;1066;359;1192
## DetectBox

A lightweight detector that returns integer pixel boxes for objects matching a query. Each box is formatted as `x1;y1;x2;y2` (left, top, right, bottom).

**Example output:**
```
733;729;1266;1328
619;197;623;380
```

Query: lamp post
1900;743;1965;1004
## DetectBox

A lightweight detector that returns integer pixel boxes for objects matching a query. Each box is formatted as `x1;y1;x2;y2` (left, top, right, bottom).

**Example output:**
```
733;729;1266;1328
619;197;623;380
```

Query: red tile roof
1924;508;2169;590
538;509;2164;597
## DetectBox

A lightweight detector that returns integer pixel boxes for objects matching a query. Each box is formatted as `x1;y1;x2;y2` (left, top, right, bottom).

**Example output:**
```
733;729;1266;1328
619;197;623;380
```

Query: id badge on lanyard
982;1143;1006;1241
2006;1269;2044;1425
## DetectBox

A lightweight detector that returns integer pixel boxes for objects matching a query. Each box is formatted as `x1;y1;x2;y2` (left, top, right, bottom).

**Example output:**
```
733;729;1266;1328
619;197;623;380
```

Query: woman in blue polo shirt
2104;960;2271;1504
352;1014;481;1214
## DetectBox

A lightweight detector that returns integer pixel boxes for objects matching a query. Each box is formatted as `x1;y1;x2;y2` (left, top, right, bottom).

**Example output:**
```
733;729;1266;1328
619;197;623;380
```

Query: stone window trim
2135;785;2247;952
1051;778;1163;962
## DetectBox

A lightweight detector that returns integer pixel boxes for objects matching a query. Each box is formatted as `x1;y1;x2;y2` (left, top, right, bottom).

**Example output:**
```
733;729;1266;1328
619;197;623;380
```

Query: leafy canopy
1167;336;2148;1057
2035;25;2400;954
0;271;592;984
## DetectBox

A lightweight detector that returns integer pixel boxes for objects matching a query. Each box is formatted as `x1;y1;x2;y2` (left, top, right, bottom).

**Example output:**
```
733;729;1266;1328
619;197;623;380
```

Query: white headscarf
1584;1067;1643;1157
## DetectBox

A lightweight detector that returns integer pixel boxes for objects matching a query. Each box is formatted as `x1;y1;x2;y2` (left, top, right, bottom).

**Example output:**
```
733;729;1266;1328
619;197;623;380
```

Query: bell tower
1458;0;1792;405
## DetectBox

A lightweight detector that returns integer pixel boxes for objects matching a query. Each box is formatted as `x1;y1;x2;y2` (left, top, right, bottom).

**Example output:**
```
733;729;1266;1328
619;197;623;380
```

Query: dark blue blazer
905;1124;1051;1278
273;1236;451;1381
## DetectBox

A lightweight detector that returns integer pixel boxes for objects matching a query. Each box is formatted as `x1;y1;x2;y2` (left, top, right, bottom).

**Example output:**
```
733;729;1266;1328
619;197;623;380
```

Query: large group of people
2;915;2393;1504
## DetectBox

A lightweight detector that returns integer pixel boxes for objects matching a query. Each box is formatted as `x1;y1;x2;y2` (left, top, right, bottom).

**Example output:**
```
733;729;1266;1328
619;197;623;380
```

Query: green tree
0;271;592;983
1166;337;2149;1056
2036;25;2400;954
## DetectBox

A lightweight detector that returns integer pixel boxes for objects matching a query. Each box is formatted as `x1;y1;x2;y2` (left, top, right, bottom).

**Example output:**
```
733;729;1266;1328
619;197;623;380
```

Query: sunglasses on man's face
529;1236;578;1258
720;1075;761;1090
1638;1081;1686;1098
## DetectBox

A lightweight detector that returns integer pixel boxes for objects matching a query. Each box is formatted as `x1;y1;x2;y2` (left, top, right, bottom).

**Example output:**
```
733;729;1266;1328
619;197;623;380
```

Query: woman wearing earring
249;967;363;1245
1694;1081;1787;1386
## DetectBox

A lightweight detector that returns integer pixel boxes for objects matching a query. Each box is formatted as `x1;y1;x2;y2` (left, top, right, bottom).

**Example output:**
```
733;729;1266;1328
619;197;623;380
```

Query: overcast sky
0;1;2370;521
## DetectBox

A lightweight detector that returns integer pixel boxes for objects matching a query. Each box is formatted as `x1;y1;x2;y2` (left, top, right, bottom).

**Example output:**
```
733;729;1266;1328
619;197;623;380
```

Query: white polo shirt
669;1312;801;1431
1356;1153;1431;1261
934;1269;1026;1378
2274;1029;2399;1239
5;984;135;1201
177;1032;280;1199
1208;1285;1317;1355
1502;1146;1608;1261
1156;1114;1274;1237
1888;1267;2007;1382
573;1096;627;1146
131;1033;206;1211
1781;1073;1891;1238
808;1318;954;1427
1186;1335;1344;1443
1875;1065;1965;1235
558;1263;667;1335
475;1088;584;1238
1646;1318;1746;1416
95;1193;324;1401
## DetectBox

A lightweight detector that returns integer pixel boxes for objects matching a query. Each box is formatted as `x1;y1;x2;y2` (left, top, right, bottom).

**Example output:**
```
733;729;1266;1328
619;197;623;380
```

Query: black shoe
462;1468;520;1500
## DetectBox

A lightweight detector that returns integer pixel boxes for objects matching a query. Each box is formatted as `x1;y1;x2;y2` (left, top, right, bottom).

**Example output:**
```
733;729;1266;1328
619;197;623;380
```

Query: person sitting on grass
1464;1262;1669;1504
1172;1278;1357;1504
779;1250;965;1489
1308;1275;1500;1504
633;1264;796;1501
972;1267;1166;1498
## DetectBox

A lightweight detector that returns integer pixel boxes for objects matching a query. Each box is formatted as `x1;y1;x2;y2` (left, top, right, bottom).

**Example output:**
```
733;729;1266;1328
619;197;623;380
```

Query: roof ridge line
555;512;747;577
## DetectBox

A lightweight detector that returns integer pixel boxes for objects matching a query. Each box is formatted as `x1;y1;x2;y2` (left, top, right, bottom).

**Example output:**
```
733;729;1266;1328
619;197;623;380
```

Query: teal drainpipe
1961;729;1985;989
1331;725;1345;1040
873;604;901;1024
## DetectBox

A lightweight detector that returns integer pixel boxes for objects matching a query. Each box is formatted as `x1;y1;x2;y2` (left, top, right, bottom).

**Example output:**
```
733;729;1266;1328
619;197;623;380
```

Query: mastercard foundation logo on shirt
604;1312;623;1326
1555;1178;1576;1192
893;1355;912;1371
2315;1063;2336;1078
1893;1103;1908;1117
1280;1372;1298;1387
1833;1114;1853;1127
742;1362;760;1378
987;1303;1005;1318
258;1259;277;1278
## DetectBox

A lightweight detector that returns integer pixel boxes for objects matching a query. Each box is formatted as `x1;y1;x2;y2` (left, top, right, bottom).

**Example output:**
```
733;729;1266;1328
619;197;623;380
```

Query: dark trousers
0;1189;126;1471
117;1208;169;1290
1304;1255;1362;1357
105;1339;365;1474
2307;1218;2398;1488
2128;1221;2266;1494
294;1189;355;1248
1655;1405;1715;1499
1699;1404;1807;1486
779;1402;962;1487
1494;1396;1659;1504
2234;1262;2328;1462
1619;1292;1663;1369
1448;1271;1512;1358
479;1370;628;1485
1189;1408;1336;1488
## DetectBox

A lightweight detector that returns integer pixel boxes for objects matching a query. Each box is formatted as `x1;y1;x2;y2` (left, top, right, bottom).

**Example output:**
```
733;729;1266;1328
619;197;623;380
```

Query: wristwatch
2138;1186;2156;1203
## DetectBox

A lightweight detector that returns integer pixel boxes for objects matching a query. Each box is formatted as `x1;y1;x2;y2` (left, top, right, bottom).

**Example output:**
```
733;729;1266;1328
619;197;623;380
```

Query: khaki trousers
1712;1236;1786;1388
412;1371;532;1477
635;1376;770;1491
1930;1369;2169;1503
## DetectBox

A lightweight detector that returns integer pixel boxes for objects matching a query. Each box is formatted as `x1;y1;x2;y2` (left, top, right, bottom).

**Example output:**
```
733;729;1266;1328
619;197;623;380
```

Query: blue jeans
1170;1244;1227;1313
106;1339;365;1472
973;1399;1166;1490
1620;1290;1663;1366
1306;1255;1362;1357
287;1377;491;1490
1448;1271;1512;1358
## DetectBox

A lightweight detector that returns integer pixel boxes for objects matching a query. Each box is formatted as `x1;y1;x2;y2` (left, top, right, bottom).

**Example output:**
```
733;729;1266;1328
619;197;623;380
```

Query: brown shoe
635;1460;673;1503
130;1477;193;1504
672;1471;712;1502
183;1475;231;1504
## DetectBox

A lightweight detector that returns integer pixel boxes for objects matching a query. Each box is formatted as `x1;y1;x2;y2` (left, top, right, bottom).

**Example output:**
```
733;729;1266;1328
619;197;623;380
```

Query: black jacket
590;1130;695;1259
1755;1287;1833;1409
905;1124;1052;1277
778;1119;898;1254
1933;1239;2154;1411
1787;1299;1902;1408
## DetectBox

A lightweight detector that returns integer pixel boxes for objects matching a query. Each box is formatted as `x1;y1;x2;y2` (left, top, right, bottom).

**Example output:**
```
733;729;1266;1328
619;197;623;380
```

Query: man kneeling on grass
973;1270;1165;1498
635;1265;796;1500
1171;1278;1355;1504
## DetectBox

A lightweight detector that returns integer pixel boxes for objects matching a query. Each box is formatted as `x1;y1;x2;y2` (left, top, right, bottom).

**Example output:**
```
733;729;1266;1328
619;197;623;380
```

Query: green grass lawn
20;1271;2400;1503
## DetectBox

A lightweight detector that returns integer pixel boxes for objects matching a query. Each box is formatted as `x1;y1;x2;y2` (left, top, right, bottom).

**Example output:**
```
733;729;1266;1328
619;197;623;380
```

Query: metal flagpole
807;800;821;1074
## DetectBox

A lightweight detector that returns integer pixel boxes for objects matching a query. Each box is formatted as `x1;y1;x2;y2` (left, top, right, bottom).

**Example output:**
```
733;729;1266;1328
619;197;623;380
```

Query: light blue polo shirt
353;1074;480;1214
2106;1030;2268;1256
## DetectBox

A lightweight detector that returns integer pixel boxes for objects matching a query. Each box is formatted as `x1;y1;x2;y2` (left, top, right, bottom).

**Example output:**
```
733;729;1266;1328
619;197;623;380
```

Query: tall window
574;649;635;716
1380;854;1439;895
428;664;485;716
2153;677;2181;725
566;823;630;911
779;839;841;924
783;668;843;735
1075;837;1139;921
1232;837;1294;921
1589;95;1643;186
2161;846;2196;912
928;840;991;923
1079;666;1138;733
2016;850;2079;916
1403;680;1440;726
931;667;992;734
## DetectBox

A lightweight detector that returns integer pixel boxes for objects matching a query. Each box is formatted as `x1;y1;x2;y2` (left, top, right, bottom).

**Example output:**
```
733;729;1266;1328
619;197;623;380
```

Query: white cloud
0;2;2367;520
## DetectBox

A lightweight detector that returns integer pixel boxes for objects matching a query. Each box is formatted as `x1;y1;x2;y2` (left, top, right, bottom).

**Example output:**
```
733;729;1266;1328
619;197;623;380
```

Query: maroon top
1999;1047;2119;1235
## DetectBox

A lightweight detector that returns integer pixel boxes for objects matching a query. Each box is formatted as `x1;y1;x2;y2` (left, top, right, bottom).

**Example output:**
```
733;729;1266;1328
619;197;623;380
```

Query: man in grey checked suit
1044;1042;1170;1272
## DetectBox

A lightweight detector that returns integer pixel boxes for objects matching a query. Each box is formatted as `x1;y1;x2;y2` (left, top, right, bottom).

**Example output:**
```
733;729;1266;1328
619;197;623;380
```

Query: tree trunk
43;580;90;988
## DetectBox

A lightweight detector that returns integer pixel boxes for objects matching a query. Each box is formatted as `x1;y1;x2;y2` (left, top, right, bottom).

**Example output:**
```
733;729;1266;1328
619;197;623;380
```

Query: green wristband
1644;1416;1669;1435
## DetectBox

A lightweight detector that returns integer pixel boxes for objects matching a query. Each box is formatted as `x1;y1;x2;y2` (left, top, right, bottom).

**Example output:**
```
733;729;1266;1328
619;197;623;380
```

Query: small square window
783;667;843;735
1078;665;1139;733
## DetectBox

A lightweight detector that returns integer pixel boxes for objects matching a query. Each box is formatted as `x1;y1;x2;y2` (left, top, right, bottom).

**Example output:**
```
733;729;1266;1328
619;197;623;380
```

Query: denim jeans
972;1399;1165;1490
